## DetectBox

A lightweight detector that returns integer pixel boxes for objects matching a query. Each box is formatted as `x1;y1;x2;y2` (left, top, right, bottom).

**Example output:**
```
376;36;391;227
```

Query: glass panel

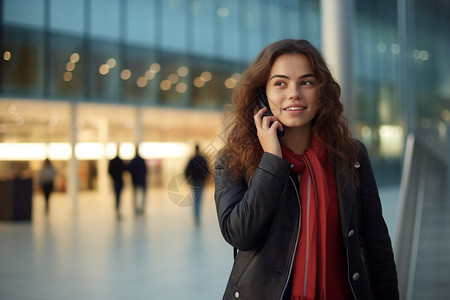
89;41;121;102
49;34;85;99
161;0;187;53
122;46;160;105
218;0;240;61
191;0;215;58
126;0;157;47
90;0;121;41
245;0;263;61
3;0;45;29
1;27;44;96
49;0;84;35
158;54;189;107
354;0;401;186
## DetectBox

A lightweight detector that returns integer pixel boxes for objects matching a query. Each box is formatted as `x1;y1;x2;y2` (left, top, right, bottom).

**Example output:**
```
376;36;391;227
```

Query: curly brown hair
220;39;358;182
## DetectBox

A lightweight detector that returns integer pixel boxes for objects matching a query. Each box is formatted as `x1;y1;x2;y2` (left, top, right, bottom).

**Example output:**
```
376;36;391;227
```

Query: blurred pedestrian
108;150;126;219
38;158;56;213
128;145;147;216
185;144;209;225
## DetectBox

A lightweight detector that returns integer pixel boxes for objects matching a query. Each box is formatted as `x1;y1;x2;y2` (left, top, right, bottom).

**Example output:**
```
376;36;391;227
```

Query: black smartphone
256;87;284;138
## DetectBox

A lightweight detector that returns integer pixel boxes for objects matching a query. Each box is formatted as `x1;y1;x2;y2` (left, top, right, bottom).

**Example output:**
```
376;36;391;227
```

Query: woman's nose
287;86;301;100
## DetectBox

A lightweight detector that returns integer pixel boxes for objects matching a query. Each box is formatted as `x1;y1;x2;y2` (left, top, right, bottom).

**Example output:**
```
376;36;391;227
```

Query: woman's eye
274;81;285;87
300;80;313;86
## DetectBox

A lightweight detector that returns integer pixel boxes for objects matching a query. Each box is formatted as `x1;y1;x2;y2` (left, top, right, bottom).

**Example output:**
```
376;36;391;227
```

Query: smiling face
266;53;319;131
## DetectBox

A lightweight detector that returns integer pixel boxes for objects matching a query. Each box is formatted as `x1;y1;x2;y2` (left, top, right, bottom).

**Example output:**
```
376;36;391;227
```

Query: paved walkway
0;185;399;300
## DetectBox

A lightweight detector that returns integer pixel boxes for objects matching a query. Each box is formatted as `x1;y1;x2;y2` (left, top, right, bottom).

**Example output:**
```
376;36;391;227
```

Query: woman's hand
254;107;283;158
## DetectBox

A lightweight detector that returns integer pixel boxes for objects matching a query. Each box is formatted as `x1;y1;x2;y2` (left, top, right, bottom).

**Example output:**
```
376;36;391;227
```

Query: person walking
214;39;399;299
185;144;209;225
38;158;56;213
128;146;148;216
108;151;126;220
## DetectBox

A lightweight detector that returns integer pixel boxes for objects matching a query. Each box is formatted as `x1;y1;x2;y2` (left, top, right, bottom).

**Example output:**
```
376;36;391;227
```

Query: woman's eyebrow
269;73;316;81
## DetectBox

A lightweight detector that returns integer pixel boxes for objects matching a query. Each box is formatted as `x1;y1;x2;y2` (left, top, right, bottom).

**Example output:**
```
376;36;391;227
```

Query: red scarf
281;138;331;300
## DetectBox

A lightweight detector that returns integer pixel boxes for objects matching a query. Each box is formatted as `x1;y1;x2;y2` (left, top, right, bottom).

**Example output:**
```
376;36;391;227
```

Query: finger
253;107;267;127
271;120;284;132
262;115;272;129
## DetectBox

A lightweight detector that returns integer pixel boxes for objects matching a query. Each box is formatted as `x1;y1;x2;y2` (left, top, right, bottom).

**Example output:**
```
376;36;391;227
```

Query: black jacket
214;141;399;300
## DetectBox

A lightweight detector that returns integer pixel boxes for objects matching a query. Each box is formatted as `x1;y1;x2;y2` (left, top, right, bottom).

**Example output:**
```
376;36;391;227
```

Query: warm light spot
99;64;110;75
70;53;80;63
377;43;387;53
137;76;148;87
419;50;429;61
177;66;189;77
379;125;404;157
168;74;179;83
3;51;12;61
145;70;156;80
176;82;187;93
231;73;241;81
225;78;237;89
200;71;212;82
160;80;172;91
121;69;131;80
63;72;73;82
391;44;400;54
442;110;450;122
66;61;75;71
47;143;72;160
140;142;189;159
75;143;104;160
0;143;47;160
217;7;230;18
107;58;116;68
150;63;161;73
194;77;205;88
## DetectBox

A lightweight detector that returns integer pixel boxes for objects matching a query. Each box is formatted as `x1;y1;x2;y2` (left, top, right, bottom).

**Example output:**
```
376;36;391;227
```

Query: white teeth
285;107;304;111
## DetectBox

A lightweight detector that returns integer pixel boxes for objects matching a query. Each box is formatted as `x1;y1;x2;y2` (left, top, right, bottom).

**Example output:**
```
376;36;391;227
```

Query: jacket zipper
279;175;302;299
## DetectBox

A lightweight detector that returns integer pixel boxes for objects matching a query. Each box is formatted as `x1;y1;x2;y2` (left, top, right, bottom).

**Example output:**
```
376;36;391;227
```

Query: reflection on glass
70;53;80;63
120;69;131;80
3;51;12;61
99;64;109;75
136;76;147;88
160;80;171;91
176;82;187;93
63;72;73;82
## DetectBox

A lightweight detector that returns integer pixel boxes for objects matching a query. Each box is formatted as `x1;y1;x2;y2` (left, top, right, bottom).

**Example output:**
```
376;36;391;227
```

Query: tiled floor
0;185;399;300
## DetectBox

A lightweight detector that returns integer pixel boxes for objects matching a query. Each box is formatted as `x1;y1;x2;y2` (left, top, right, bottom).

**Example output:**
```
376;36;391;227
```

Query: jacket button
234;291;240;298
354;162;360;168
352;272;360;281
348;229;355;238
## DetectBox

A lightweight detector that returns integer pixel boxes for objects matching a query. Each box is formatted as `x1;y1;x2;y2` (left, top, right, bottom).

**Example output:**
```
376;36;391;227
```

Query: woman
214;39;399;300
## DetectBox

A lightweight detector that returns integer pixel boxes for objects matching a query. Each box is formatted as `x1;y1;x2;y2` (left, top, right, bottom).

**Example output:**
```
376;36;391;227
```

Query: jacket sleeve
214;152;292;251
357;142;399;299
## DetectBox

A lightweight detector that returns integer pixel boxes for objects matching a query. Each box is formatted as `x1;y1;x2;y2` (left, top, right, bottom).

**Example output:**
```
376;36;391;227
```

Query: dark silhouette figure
128;147;147;216
38;158;56;213
108;153;126;219
185;144;209;225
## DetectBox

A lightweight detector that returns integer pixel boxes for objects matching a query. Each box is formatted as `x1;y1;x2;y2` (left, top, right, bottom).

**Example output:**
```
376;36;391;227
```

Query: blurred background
0;0;449;299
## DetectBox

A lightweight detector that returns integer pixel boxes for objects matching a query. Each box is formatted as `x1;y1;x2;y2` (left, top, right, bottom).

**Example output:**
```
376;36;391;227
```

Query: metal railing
395;132;450;299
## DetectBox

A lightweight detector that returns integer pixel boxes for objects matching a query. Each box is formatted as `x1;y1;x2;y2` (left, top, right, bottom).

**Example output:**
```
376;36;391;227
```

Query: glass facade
1;0;320;107
1;0;449;181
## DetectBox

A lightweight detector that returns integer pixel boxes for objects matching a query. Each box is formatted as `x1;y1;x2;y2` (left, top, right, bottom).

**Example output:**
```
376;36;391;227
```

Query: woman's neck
280;125;312;155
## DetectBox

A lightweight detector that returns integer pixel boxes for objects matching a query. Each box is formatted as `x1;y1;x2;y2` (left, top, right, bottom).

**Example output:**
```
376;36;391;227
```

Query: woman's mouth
284;106;306;111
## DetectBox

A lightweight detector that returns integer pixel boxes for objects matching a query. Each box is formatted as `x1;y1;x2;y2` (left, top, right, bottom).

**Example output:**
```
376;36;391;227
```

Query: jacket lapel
335;158;356;240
